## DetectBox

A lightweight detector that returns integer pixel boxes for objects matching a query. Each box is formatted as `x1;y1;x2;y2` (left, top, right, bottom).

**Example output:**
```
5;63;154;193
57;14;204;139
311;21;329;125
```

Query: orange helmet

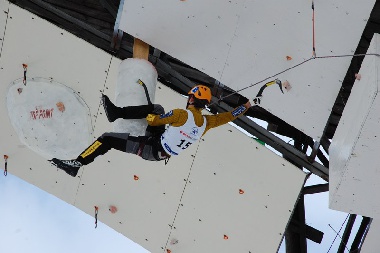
188;85;212;103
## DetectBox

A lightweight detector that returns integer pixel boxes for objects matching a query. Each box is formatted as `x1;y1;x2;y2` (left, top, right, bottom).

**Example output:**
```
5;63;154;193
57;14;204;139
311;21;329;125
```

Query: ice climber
50;85;255;177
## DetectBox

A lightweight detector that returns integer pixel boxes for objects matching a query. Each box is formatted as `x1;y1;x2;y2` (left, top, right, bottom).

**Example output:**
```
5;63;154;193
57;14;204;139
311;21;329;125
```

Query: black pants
76;104;168;165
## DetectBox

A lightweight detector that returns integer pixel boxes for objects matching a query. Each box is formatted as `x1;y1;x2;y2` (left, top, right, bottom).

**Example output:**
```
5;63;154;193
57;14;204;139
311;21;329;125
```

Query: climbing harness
137;79;152;105
3;155;8;176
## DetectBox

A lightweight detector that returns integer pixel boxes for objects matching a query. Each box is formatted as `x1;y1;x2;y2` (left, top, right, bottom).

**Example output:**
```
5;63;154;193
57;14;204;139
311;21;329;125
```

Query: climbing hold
286;56;292;61
224;234;229;240
109;205;118;214
239;189;245;194
166;249;172;253
56;102;65;112
17;88;23;94
355;73;361;80
134;175;139;180
282;80;291;91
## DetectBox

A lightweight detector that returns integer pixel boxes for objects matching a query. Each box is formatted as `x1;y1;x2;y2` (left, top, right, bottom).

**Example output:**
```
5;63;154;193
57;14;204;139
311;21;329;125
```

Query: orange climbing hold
134;175;139;180
282;80;292;91
286;56;292;61
224;234;229;240
166;249;172;253
56;102;65;112
109;205;118;214
239;189;245;194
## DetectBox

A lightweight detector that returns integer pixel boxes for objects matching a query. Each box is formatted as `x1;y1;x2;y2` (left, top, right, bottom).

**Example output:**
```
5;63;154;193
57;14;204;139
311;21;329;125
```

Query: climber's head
187;85;212;109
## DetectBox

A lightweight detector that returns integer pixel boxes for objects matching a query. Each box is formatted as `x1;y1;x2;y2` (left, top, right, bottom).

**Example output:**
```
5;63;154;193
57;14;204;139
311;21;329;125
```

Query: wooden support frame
133;38;149;60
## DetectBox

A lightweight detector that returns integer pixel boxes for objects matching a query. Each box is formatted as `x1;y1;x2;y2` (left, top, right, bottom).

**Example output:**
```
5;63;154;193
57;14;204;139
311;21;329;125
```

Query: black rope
137;79;152;105
327;213;350;253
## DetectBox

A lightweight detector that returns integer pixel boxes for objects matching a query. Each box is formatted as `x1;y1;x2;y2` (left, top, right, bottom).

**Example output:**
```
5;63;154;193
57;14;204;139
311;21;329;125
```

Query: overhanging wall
0;3;307;253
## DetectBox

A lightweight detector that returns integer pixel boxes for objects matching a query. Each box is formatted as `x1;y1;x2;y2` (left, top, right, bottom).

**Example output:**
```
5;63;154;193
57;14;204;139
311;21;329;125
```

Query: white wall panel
0;4;307;253
0;0;8;47
330;34;380;218
361;219;380;253
0;4;112;205
166;124;307;253
119;0;375;140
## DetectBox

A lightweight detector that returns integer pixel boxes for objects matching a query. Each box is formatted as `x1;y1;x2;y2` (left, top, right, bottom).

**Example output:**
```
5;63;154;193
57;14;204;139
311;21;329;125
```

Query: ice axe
252;79;284;105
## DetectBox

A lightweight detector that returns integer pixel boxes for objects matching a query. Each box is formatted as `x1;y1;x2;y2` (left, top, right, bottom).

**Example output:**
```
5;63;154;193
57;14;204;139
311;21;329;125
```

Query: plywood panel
166;124;307;253
0;4;307;253
361;219;380;253
330;34;380;218
119;0;375;140
0;4;112;204
75;85;199;252
0;0;8;47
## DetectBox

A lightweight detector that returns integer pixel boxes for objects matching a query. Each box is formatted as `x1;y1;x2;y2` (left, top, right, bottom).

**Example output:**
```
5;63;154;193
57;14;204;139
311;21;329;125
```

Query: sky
0;173;148;253
0;123;363;253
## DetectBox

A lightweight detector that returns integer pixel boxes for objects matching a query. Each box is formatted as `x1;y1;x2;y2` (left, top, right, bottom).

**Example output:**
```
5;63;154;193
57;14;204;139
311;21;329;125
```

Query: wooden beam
133;38;149;60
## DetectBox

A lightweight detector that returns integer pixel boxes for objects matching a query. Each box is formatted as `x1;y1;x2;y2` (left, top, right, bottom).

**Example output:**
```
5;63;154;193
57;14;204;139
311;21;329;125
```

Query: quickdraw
22;64;28;85
94;206;99;228
3;155;8;176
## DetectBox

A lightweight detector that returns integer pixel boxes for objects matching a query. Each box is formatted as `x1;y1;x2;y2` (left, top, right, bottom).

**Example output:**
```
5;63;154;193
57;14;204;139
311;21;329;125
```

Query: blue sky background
0;173;148;253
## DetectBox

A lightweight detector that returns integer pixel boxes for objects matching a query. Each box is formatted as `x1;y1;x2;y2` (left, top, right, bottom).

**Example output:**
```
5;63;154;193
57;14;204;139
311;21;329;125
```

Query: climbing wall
0;0;7;45
361;219;379;253
0;3;307;253
118;0;376;141
330;34;380;219
0;2;113;209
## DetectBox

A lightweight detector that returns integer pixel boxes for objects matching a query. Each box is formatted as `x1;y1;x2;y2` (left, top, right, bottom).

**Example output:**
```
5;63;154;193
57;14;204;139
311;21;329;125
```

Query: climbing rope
326;213;350;253
164;140;202;252
209;52;380;108
312;0;316;57
208;0;379;107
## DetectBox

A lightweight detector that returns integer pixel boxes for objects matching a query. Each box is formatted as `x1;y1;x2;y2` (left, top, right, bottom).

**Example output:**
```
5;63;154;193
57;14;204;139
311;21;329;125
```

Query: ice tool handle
256;79;284;97
252;79;284;105
137;79;152;105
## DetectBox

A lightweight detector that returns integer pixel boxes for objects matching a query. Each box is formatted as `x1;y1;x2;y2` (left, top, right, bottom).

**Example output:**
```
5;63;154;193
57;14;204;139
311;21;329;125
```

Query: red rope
312;1;316;57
